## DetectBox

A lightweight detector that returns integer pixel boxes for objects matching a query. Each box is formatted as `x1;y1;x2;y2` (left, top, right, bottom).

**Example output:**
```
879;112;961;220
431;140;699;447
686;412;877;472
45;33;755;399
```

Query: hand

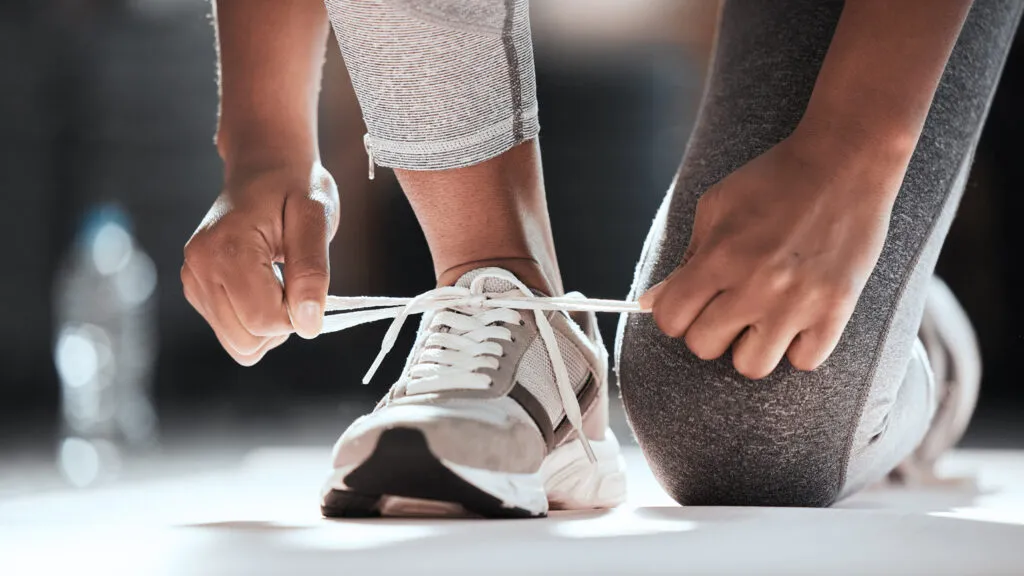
182;162;339;365
640;132;903;379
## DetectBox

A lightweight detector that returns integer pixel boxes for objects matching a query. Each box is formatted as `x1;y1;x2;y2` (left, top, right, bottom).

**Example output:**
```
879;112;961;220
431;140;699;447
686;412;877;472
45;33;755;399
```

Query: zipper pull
363;133;375;180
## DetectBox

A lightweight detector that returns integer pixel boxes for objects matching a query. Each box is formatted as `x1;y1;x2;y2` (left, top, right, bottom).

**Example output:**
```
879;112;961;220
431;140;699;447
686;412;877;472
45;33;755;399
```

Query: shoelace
319;270;647;463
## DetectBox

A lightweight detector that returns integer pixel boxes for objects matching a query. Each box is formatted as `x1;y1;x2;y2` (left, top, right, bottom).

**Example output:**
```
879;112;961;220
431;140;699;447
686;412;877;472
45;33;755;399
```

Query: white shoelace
319;270;647;463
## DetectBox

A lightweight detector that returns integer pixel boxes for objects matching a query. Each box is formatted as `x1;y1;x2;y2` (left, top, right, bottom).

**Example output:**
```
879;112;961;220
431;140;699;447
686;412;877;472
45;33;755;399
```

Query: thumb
638;234;701;311
282;195;332;339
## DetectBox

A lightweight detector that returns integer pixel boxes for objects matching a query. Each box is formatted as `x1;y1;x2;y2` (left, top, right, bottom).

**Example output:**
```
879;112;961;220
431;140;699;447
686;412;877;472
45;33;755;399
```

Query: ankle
437;257;562;296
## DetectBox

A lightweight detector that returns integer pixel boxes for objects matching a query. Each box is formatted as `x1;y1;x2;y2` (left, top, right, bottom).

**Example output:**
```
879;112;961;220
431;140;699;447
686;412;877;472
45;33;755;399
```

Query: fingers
640;254;850;378
215;330;290;367
216;257;292;339
182;263;263;351
181;166;340;364
183;263;293;366
787;316;848;372
682;290;755;361
182;227;291;365
282;195;332;339
642;253;723;338
731;321;801;380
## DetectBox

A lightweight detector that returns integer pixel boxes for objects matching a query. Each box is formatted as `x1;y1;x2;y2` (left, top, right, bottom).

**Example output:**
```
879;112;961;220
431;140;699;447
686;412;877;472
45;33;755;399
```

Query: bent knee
618;317;849;508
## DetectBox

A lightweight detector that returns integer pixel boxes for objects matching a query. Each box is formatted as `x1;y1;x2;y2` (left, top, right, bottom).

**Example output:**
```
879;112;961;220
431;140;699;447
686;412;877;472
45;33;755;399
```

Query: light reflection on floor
2;448;1023;575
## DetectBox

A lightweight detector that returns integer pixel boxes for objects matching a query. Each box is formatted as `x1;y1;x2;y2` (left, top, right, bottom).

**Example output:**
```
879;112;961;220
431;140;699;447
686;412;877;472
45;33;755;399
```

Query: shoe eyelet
518;320;525;327
510;336;516;343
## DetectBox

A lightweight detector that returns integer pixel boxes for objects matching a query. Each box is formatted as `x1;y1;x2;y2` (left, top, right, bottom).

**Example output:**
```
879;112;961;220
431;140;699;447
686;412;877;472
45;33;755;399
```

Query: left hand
639;130;904;379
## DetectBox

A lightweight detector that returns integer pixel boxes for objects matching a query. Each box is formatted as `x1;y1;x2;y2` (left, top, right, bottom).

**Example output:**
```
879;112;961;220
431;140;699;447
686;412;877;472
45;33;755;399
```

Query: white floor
2;447;1023;575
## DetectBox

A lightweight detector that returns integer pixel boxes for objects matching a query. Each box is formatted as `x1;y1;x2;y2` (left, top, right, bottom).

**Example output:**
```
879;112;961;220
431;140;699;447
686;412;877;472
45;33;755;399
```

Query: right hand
182;162;339;365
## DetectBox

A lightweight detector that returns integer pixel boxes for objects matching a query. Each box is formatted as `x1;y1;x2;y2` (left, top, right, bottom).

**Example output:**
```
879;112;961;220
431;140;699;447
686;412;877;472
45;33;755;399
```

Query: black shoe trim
321;427;544;519
508;383;555;451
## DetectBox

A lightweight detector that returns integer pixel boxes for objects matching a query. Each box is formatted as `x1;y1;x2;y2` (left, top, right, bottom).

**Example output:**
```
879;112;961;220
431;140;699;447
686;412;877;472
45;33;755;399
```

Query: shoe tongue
453;267;520;295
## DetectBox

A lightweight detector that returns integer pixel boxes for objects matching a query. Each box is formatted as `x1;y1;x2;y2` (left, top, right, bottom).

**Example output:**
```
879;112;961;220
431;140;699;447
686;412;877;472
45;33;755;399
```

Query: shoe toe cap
331;402;546;474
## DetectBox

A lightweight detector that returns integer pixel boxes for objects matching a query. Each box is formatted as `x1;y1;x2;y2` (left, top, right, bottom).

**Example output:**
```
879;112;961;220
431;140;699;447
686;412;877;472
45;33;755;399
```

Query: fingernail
638;280;666;311
295;300;323;339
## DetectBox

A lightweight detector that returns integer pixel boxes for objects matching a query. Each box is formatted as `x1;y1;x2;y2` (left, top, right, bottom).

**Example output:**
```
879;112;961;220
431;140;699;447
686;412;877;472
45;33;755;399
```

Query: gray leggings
326;0;1023;506
618;0;1022;506
324;0;537;171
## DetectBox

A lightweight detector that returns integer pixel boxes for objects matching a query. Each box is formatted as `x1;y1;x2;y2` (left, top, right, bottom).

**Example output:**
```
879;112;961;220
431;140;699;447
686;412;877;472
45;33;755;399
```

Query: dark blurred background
1;1;1022;483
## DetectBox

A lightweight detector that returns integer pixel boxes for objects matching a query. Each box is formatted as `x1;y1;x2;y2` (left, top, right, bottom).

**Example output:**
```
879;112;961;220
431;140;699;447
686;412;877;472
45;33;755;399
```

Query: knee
637;439;843;508
618;316;846;508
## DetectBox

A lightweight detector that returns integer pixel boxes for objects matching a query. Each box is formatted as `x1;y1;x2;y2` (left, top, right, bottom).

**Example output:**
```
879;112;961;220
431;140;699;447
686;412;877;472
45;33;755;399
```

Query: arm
642;0;974;379
214;0;328;174
183;0;339;366
797;0;974;200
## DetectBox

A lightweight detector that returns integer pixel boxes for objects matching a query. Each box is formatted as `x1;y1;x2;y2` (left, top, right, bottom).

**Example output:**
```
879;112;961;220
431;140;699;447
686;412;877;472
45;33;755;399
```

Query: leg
318;0;623;518
325;0;560;294
617;0;1022;506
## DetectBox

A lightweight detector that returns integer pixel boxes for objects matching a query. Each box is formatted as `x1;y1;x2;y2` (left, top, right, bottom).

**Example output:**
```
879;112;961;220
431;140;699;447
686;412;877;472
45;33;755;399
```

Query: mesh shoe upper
329;268;611;474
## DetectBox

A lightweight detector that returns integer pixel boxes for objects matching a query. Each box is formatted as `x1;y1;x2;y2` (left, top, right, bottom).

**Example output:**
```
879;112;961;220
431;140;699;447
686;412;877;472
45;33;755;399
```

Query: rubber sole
321;427;626;519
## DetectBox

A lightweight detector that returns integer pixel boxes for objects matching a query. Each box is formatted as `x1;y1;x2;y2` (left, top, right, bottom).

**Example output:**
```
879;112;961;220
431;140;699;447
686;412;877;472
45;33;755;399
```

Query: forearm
796;0;973;192
213;0;329;174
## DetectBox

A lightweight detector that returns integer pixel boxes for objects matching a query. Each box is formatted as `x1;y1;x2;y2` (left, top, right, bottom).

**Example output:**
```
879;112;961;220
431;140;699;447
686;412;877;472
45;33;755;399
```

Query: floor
3;444;1024;575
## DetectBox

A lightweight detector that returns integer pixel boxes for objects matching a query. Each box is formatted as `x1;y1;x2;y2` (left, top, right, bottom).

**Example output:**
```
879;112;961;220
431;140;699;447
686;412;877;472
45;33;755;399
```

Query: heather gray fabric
616;0;1022;507
324;0;538;170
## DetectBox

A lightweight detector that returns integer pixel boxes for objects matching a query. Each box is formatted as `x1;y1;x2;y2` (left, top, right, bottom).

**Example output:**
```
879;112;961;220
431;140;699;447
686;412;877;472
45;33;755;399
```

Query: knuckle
210;235;243;262
181;284;197;307
697;248;733;284
764;269;795;295
182;236;207;267
207;234;267;270
821;291;857;325
823;278;861;308
179;265;193;287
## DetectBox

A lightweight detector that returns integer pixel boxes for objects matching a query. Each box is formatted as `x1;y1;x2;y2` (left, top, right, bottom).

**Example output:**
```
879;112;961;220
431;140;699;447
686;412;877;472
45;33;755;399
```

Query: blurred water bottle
53;204;158;487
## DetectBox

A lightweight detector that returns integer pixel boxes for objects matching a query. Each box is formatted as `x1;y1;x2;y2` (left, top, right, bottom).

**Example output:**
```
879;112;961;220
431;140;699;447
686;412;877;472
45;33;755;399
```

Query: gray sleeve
324;0;539;173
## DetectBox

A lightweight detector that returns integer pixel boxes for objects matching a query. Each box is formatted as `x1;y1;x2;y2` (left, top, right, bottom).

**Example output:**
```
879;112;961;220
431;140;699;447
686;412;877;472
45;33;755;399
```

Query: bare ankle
437;257;561;296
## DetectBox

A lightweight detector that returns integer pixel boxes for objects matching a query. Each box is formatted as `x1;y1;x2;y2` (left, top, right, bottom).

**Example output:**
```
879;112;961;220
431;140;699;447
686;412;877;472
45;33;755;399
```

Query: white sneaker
890;276;981;484
318;267;633;518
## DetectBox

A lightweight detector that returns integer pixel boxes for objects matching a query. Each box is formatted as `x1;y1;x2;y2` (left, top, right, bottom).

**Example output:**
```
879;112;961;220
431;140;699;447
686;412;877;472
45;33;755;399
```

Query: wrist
217;120;319;174
221;151;323;195
786;113;913;208
794;89;922;170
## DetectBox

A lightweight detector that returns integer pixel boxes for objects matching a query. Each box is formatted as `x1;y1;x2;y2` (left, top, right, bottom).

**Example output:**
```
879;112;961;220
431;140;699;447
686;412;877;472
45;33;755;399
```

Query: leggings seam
501;0;524;143
834;2;1024;500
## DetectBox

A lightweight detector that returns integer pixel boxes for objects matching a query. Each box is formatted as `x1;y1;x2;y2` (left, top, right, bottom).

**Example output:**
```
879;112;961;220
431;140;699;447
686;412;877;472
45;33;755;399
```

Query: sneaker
319;267;630;518
889;276;981;485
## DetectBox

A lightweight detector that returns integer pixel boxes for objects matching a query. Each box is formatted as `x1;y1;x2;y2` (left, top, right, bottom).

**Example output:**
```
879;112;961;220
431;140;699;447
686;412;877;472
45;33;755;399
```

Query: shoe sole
320;427;627;519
